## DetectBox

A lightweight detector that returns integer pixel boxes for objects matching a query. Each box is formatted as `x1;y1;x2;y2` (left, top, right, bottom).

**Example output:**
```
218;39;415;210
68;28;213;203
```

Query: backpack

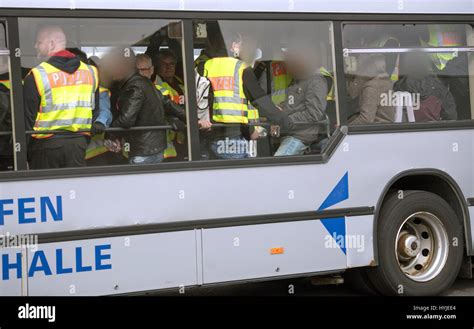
414;95;443;122
195;70;211;121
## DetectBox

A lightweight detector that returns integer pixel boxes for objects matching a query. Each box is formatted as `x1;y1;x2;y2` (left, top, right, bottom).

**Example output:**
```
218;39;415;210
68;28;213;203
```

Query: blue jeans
210;136;249;159
129;152;164;164
274;136;308;156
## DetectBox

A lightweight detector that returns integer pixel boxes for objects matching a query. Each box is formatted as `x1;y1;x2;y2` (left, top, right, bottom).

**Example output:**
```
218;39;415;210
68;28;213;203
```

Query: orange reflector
270;247;284;255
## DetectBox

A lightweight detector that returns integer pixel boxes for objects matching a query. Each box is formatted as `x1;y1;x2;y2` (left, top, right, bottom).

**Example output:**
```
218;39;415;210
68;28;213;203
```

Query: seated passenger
394;52;457;121
108;48;185;165
347;54;395;124
273;45;328;156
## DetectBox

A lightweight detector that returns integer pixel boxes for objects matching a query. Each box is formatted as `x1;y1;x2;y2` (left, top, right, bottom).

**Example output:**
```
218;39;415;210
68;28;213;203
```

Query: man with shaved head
34;26;67;60
23;25;99;169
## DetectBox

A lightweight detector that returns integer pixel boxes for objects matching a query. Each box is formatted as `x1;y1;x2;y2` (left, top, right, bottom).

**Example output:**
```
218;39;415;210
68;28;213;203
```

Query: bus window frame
0;8;472;182
341;21;474;132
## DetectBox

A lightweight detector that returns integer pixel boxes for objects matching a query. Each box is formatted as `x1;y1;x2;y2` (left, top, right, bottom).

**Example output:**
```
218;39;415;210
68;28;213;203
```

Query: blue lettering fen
0;199;13;225
18;197;36;224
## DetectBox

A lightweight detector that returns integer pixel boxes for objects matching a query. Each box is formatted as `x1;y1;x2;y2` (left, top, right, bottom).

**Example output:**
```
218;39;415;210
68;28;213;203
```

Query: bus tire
367;190;464;296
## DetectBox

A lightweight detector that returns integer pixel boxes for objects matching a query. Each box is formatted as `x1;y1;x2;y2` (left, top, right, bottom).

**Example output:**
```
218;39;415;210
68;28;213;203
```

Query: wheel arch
372;168;472;265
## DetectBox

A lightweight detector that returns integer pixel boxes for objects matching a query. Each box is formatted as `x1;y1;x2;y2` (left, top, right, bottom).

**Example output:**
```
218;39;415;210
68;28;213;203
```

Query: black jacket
394;74;457;120
0;73;12;157
111;72;185;157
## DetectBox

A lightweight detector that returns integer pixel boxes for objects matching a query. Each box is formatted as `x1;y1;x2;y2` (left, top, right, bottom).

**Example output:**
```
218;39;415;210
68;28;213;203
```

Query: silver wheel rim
395;211;449;282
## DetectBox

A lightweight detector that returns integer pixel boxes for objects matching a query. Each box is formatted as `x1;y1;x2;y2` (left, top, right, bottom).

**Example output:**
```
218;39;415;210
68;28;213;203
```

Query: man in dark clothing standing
108;48;186;165
0;66;13;171
23;26;99;169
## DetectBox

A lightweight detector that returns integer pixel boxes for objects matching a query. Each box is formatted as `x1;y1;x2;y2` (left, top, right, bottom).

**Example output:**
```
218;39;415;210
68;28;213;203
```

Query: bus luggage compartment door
201;219;347;284
24;230;198;296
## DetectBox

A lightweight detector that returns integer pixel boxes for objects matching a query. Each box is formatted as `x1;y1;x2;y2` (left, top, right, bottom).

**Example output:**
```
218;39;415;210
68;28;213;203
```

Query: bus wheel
367;191;464;296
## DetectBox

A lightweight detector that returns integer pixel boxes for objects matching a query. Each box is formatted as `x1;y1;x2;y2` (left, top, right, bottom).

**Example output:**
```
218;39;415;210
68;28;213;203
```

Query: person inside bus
196;31;293;159
272;44;328;156
108;47;185;165
155;49;188;161
146;25;184;82
421;25;470;120
393;52;457;122
136;53;177;161
0;55;13;171
135;53;155;81
85;56;115;166
23;26;100;169
347;54;395;124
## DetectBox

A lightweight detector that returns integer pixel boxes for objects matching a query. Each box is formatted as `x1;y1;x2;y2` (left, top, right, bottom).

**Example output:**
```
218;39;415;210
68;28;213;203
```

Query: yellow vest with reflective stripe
156;77;185;106
0;80;10;89
155;78;186;159
422;25;462;70
203;57;249;124
319;67;335;101
268;61;292;105
85;87;110;160
31;61;98;138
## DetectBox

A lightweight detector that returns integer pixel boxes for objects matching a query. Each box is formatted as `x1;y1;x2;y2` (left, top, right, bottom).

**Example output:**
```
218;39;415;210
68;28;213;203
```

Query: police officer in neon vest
23;26;99;169
196;32;292;159
155;49;187;161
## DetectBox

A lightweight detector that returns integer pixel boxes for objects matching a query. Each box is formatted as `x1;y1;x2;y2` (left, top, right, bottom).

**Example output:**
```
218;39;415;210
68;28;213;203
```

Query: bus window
342;23;474;124
18;18;187;169
0;21;13;171
192;20;337;160
0;22;6;49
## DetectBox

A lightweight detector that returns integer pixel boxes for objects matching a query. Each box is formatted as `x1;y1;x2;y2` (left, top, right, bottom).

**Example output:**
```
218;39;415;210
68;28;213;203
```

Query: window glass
192;20;337;159
0;22;13;171
0;22;6;49
342;23;474;124
18;18;187;169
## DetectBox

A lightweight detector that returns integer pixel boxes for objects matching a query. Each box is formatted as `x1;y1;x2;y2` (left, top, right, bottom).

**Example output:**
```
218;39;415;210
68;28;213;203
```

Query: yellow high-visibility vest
30;61;98;139
0;80;10;89
268;61;292;105
85;87;110;160
203;57;249;124
319;67;336;101
421;25;462;70
156;76;185;106
155;77;186;159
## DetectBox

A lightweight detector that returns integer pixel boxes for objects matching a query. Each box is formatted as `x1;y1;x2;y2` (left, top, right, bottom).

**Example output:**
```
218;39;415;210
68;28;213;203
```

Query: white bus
0;0;473;296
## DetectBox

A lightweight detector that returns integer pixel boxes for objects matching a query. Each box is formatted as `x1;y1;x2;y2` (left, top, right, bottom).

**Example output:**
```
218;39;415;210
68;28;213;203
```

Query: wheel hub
394;212;449;282
397;233;421;258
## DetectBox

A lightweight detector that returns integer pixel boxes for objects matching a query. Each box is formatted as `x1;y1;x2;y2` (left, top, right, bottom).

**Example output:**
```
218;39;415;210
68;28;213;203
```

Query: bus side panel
201;219;346;284
345;215;375;268
0;248;24;296
26;230;197;296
